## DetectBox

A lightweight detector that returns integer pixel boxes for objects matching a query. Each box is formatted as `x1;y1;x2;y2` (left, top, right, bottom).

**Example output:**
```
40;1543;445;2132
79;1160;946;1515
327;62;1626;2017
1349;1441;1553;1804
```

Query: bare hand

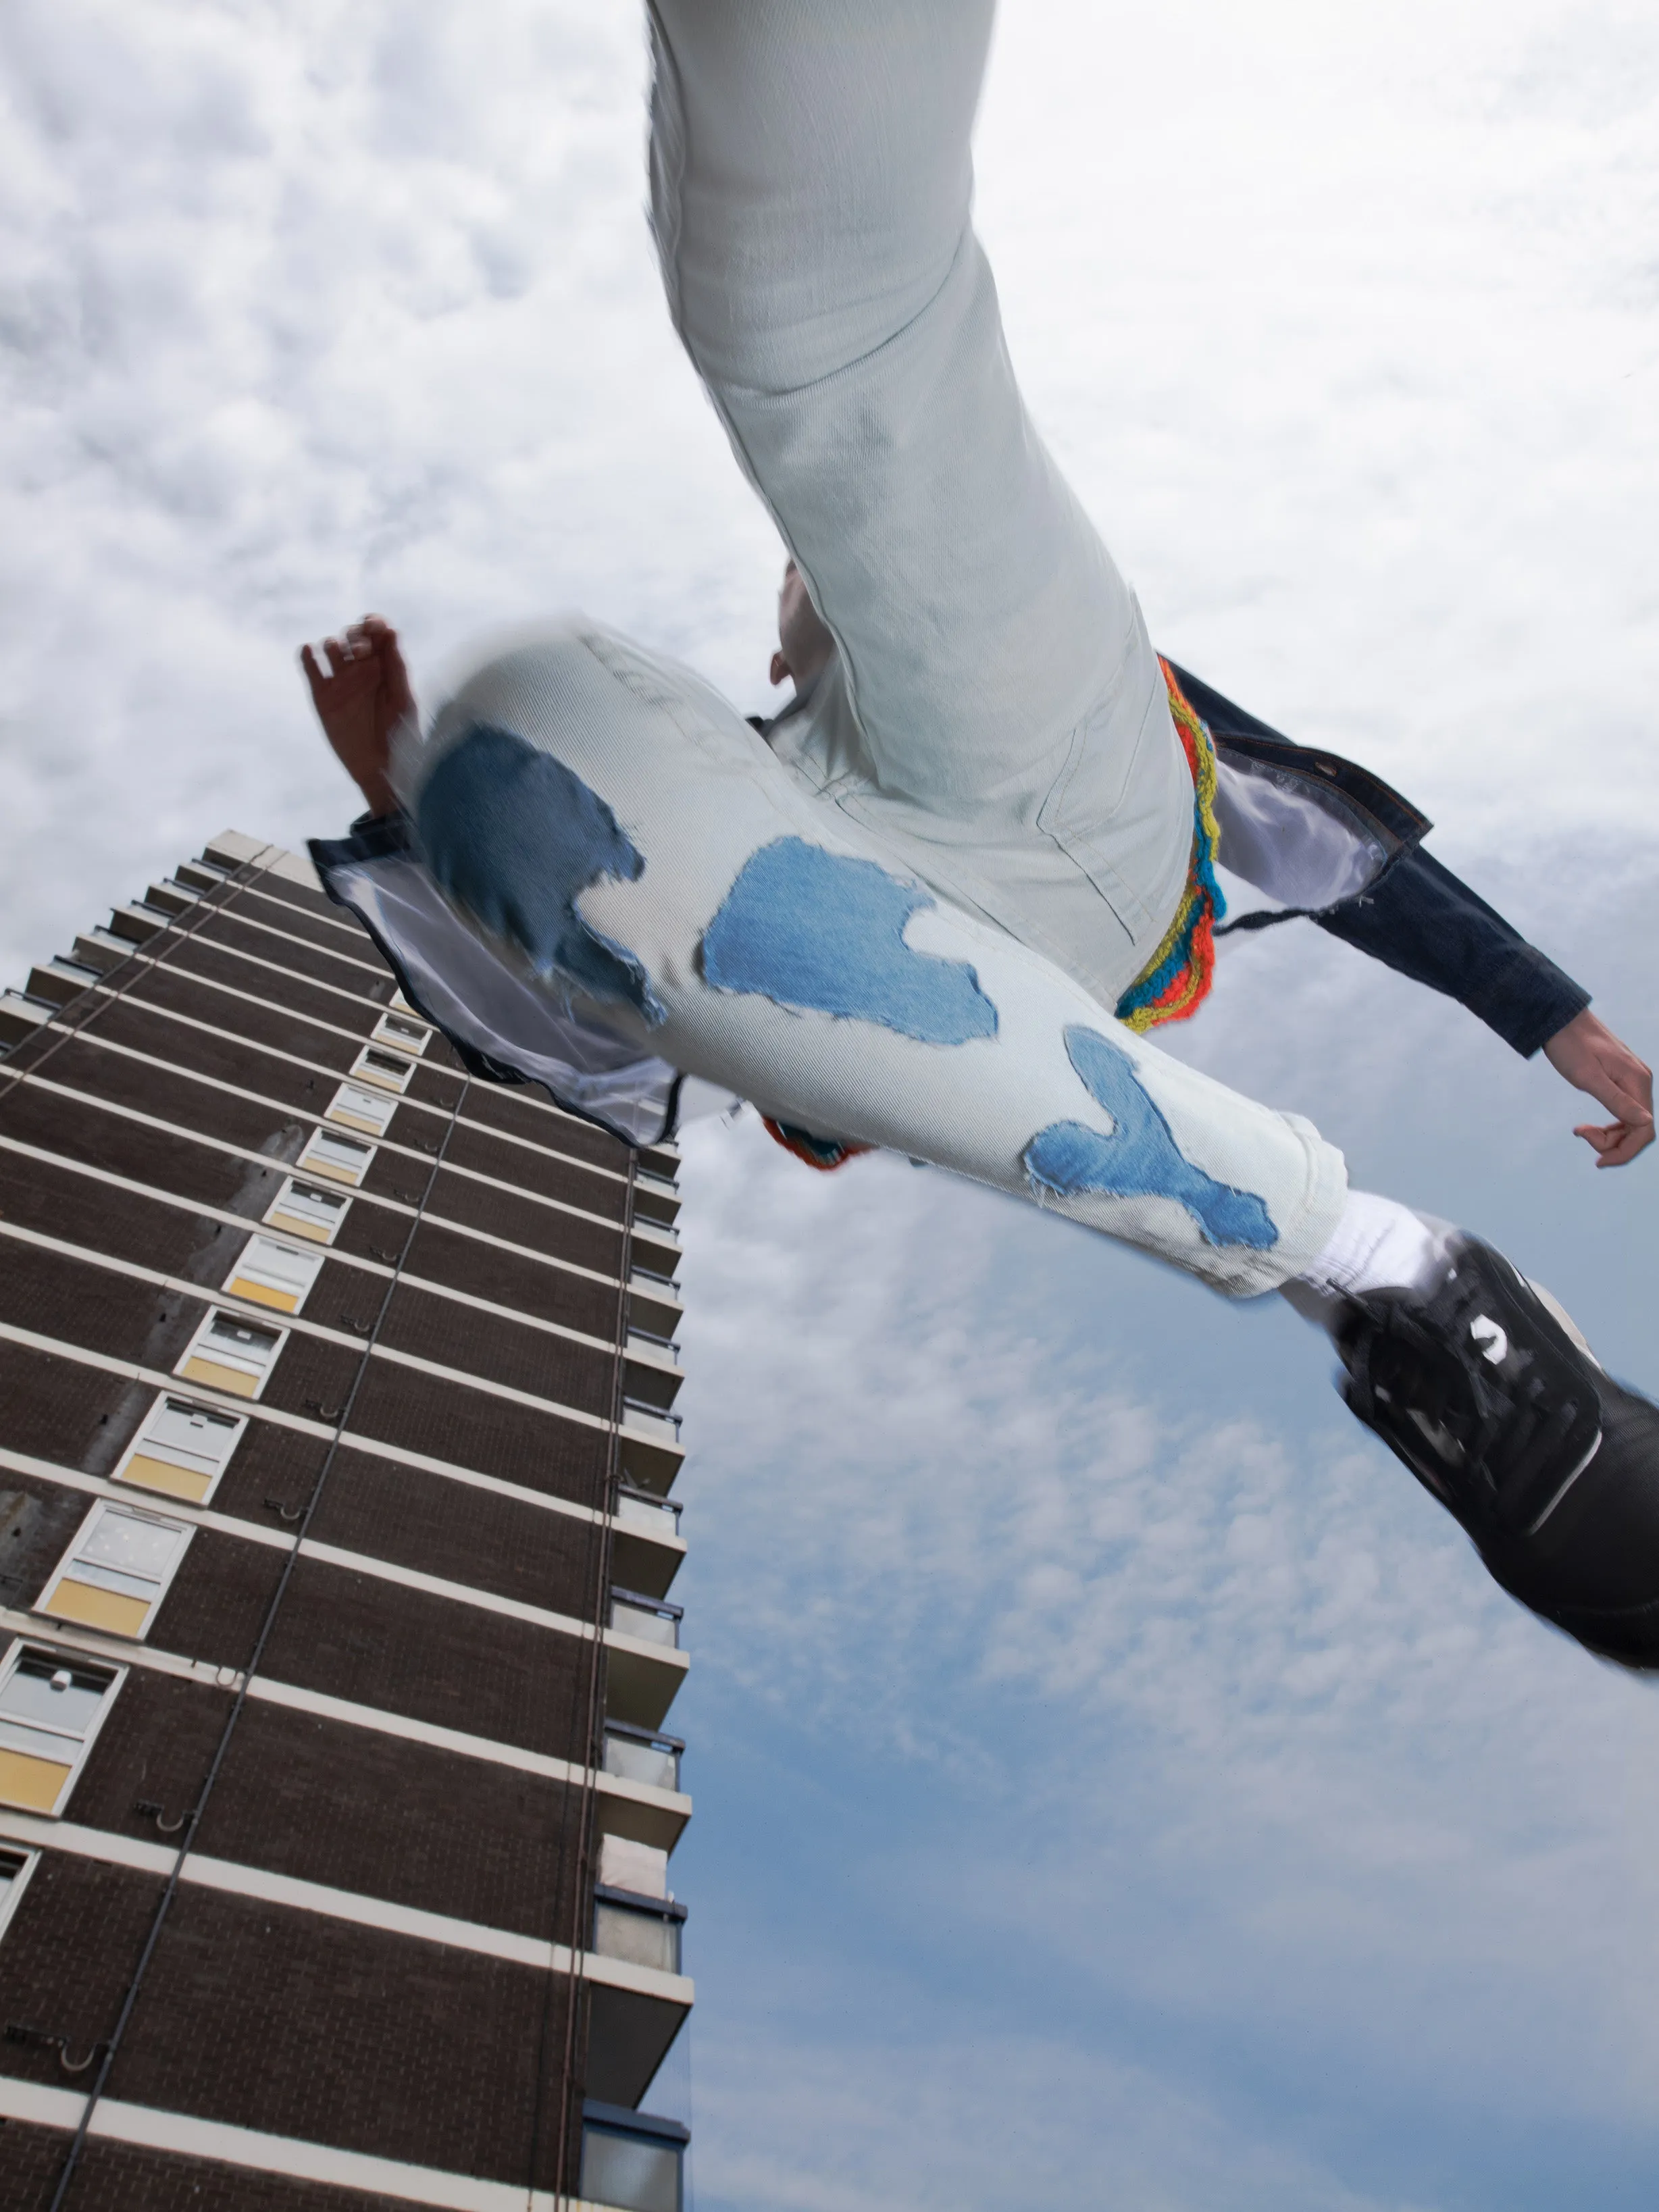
299;615;415;819
1543;1007;1654;1168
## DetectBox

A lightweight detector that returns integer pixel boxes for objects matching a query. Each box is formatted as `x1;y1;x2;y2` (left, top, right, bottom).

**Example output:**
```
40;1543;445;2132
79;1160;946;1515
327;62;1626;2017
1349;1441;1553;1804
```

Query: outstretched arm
1313;844;1652;1168
299;615;415;819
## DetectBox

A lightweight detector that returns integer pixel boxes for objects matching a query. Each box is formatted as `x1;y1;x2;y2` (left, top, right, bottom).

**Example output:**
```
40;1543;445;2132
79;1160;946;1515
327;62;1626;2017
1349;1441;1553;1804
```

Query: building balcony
580;2101;689;2212
26;958;98;1008
611;1489;683;1601
107;898;175;943
617;1404;684;1495
594;1885;686;1978
605;1593;687;1732
628;1223;681;1284
626;1273;683;1343
631;1171;681;1229
0;992;51;1049
596;1721;689;1855
623;1333;682;1412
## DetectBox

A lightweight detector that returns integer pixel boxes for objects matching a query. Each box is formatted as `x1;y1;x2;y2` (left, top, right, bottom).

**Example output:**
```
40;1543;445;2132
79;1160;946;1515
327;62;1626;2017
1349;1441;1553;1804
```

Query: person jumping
301;0;1659;1668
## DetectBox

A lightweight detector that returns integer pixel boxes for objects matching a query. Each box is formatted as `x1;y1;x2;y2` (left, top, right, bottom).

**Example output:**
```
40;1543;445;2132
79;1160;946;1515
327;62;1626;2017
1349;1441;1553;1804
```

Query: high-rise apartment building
0;830;692;2212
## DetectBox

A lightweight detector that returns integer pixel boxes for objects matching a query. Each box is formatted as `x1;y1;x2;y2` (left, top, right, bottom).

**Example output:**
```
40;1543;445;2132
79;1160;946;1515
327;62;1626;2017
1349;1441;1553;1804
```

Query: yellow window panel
225;1276;299;1314
41;1576;152;1639
222;1235;323;1316
177;1355;261;1398
299;1153;359;1184
265;1205;332;1244
0;1747;73;1815
120;1452;215;1503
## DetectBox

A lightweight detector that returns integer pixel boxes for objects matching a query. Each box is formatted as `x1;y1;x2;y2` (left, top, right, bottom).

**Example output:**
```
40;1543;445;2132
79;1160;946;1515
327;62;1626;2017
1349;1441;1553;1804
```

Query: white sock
1281;1189;1453;1331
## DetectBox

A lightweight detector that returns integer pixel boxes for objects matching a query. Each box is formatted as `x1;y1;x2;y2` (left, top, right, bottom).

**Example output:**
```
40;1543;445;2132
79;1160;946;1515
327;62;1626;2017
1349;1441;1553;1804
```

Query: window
370;1010;432;1057
297;1125;376;1187
36;1499;193;1641
0;1645;124;1816
174;1309;286;1399
349;1044;415;1096
325;1080;398;1137
114;1394;246;1504
580;2104;688;2212
0;1845;40;1943
602;1722;682;1795
263;1177;350;1245
221;1233;324;1315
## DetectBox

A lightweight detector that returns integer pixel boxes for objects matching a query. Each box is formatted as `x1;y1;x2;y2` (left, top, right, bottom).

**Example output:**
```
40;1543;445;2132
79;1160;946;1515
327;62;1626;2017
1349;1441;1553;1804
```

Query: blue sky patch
416;722;666;1025
701;838;998;1045
1023;1024;1279;1248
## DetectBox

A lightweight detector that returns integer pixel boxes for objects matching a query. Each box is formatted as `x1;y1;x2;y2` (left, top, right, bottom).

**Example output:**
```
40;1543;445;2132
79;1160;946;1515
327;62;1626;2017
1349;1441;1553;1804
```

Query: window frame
35;1497;195;1643
220;1231;326;1315
370;1009;432;1058
0;1641;127;1818
348;1044;415;1096
112;1391;247;1506
0;1843;41;1943
324;1080;398;1137
297;1123;377;1187
174;1306;289;1400
263;1175;351;1245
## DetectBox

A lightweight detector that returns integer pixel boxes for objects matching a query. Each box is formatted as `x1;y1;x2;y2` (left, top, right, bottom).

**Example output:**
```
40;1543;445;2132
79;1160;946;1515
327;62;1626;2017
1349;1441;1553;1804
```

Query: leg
646;0;1188;977
404;623;1345;1297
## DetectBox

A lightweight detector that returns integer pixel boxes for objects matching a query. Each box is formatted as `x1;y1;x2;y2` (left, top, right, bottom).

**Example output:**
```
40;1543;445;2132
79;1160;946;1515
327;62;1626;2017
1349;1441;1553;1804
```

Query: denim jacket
1170;663;1589;1058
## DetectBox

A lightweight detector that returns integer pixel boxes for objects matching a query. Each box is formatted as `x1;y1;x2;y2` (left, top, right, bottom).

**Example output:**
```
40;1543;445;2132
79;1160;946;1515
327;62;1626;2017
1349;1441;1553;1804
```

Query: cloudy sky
5;2;1659;2207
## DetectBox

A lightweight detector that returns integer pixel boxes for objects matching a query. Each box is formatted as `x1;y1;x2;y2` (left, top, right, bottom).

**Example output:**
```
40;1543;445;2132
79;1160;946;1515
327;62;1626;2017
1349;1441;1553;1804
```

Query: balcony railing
592;1884;687;1976
580;2101;689;2212
610;1590;681;1650
615;1489;682;1537
621;1399;682;1443
603;1720;682;1795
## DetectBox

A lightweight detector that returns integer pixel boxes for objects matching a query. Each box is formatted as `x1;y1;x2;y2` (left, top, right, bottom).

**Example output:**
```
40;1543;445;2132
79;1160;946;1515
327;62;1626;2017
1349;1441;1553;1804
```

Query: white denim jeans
396;0;1348;1295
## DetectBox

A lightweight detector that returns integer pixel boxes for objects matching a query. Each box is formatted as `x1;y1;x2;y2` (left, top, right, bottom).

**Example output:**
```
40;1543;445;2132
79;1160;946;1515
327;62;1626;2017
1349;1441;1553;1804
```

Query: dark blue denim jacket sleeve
1312;845;1589;1059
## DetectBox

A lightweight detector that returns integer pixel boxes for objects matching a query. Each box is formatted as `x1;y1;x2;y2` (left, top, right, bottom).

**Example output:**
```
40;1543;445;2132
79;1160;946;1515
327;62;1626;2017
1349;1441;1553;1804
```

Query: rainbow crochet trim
1113;659;1226;1034
761;1116;872;1173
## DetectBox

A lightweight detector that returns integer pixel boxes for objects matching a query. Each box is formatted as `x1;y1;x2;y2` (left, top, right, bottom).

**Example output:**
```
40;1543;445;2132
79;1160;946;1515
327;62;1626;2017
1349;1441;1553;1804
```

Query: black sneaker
1335;1237;1659;1666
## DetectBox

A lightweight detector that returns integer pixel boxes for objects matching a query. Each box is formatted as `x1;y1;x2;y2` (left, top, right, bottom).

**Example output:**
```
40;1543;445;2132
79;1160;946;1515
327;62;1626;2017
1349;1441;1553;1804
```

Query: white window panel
174;1309;287;1399
297;1124;376;1185
349;1044;415;1096
36;1499;193;1642
263;1177;350;1245
370;1009;432;1057
0;1645;124;1817
325;1081;397;1137
389;989;416;1013
0;1845;40;1943
113;1393;246;1505
222;1233;324;1316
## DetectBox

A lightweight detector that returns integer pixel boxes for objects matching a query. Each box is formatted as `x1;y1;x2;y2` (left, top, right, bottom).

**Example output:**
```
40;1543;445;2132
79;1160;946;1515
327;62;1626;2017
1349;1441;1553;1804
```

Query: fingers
300;620;386;686
1573;1116;1656;1169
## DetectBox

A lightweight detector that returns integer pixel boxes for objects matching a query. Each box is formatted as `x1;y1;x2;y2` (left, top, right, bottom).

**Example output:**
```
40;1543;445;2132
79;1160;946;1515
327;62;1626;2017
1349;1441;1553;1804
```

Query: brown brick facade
0;838;682;2209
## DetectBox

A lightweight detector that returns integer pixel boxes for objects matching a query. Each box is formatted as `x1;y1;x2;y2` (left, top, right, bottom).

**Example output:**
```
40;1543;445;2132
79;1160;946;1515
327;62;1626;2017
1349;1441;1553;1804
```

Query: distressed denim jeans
396;0;1349;1295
